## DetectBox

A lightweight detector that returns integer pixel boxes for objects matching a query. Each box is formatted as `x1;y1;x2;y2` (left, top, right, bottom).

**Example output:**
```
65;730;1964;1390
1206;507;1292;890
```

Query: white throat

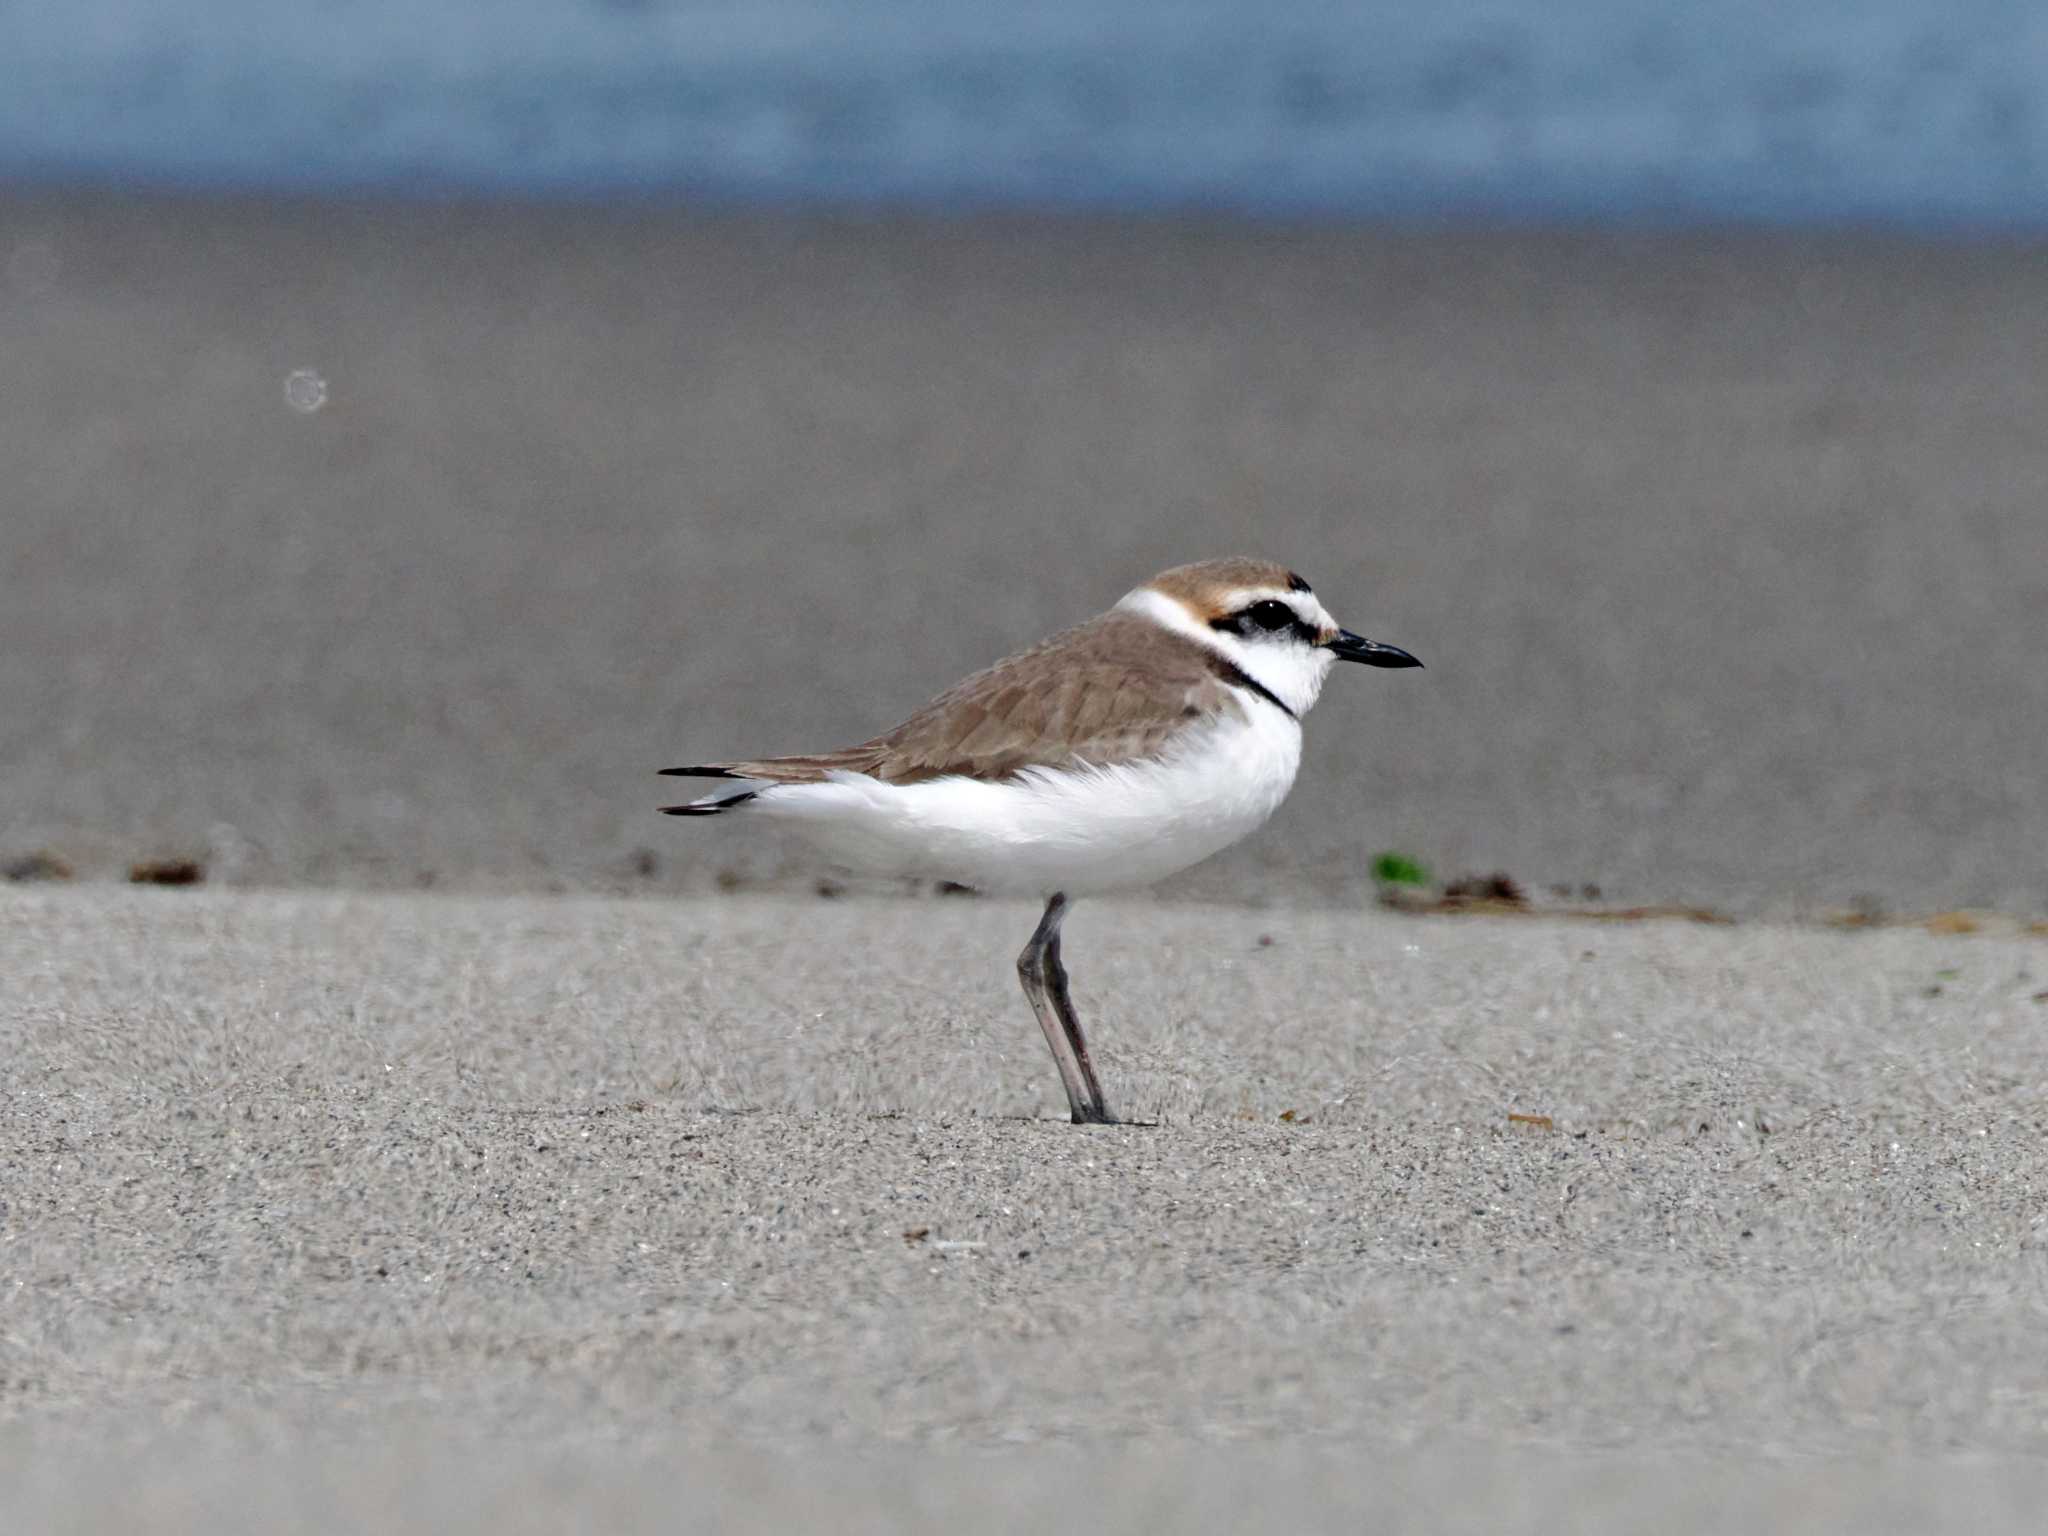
1116;587;1338;718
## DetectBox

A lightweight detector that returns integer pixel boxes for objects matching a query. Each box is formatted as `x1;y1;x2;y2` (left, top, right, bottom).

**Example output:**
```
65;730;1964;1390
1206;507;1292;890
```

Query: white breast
744;698;1303;897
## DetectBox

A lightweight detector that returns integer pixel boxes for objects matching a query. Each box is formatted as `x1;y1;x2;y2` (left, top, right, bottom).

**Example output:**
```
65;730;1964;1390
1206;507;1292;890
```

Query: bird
660;557;1421;1125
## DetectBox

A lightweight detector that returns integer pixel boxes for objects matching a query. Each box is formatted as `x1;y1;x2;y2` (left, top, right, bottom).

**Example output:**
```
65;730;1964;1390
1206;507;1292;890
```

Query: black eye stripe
1209;598;1316;641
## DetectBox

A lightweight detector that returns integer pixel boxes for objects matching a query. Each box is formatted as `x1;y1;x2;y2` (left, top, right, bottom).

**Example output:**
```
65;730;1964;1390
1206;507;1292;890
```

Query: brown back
711;610;1246;785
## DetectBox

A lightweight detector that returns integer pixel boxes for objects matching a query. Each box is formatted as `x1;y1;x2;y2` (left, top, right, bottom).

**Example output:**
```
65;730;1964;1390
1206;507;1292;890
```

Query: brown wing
685;611;1246;787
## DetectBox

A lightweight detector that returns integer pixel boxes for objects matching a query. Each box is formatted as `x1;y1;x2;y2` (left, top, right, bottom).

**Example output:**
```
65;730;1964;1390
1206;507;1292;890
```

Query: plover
661;557;1420;1124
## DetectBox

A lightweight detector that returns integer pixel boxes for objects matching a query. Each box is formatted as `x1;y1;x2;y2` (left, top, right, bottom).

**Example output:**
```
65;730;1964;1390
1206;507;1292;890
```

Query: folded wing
660;610;1243;810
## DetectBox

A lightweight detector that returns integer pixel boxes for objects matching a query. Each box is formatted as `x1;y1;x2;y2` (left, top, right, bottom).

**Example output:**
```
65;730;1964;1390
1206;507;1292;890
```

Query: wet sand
2;194;2044;914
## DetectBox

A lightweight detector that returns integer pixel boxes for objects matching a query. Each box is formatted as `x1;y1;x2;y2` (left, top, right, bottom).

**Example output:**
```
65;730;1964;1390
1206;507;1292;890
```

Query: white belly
745;705;1303;897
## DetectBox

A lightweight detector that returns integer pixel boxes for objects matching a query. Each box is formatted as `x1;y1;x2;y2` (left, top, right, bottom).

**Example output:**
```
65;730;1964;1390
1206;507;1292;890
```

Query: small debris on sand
1369;851;1431;887
1382;877;1734;925
128;857;204;886
4;849;74;882
1825;894;1889;929
1574;904;1735;926
1443;872;1528;906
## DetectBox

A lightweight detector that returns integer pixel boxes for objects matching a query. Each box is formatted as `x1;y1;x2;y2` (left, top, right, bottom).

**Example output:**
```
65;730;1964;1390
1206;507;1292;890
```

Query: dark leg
1041;923;1111;1117
1016;894;1116;1125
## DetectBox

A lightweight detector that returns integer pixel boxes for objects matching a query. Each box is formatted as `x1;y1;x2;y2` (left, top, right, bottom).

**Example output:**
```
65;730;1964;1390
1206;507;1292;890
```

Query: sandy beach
5;194;2048;1524
7;885;2048;1527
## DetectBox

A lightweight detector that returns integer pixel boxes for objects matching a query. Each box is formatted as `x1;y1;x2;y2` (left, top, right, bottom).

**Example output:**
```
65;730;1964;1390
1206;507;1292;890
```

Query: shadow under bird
661;557;1421;1124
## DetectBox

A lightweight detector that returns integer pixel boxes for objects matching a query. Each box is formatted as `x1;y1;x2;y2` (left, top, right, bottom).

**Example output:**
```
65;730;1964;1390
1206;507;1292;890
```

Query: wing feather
668;611;1243;788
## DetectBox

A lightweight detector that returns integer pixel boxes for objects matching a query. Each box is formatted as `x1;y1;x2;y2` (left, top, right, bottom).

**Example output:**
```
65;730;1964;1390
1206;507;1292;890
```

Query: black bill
1325;629;1423;668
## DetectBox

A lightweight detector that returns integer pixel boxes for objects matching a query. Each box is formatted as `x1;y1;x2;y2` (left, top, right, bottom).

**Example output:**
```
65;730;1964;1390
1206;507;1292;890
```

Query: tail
657;765;760;817
658;749;882;816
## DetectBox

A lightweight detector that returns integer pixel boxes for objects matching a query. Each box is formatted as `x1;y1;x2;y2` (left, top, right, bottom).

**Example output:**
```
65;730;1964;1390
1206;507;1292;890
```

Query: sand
5;194;2048;1524
2;194;2045;915
6;885;2048;1526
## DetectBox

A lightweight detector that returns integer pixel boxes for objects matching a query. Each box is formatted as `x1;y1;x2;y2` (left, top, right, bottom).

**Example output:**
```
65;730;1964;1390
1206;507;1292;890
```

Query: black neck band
1210;656;1296;719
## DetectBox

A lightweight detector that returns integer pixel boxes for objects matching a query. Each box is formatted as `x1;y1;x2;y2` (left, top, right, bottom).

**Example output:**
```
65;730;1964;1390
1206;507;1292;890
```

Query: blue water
4;0;2047;227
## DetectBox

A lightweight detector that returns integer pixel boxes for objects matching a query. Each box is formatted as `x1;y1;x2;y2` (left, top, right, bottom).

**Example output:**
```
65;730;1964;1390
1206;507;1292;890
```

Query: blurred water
3;0;2046;225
